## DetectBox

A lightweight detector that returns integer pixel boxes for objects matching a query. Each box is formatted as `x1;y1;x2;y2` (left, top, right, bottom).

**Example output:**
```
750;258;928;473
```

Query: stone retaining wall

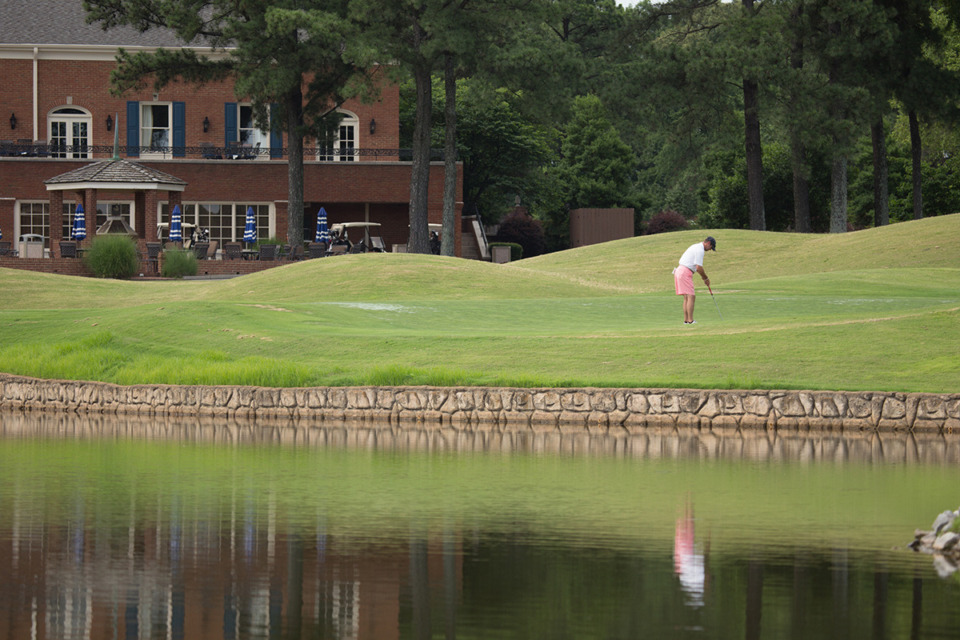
3;373;959;432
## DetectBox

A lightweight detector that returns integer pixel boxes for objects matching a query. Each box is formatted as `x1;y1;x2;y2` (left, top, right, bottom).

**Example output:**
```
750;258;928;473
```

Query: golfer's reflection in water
674;498;709;608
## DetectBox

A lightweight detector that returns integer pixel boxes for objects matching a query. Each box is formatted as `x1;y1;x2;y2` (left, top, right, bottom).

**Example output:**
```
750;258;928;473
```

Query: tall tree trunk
742;0;765;231
286;87;305;247
788;4;810;233
909;109;923;220
408;60;432;254
441;53;457;257
790;135;812;233
744;76;765;231
830;154;848;233
871;119;889;227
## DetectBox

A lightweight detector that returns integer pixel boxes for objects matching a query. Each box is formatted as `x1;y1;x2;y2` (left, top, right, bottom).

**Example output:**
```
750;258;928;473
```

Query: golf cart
330;221;383;253
157;222;197;247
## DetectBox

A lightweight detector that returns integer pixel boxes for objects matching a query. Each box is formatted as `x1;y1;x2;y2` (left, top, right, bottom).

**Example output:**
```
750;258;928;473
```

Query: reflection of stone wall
1;373;958;431
4;410;960;464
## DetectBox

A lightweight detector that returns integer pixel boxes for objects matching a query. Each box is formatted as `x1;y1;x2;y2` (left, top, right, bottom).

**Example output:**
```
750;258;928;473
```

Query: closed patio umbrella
169;204;183;243
71;203;86;242
315;207;330;244
243;206;257;246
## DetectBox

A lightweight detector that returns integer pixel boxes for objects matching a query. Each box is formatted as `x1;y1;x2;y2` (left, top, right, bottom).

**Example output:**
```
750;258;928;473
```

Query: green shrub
489;242;523;261
83;234;140;279
161;248;198;279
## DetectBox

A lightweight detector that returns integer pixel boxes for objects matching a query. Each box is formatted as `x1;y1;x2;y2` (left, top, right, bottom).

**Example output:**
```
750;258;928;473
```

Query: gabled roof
44;158;188;191
0;0;193;47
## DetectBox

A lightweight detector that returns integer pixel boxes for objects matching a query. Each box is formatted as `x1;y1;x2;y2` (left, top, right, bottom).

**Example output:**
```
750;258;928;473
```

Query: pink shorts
674;266;695;295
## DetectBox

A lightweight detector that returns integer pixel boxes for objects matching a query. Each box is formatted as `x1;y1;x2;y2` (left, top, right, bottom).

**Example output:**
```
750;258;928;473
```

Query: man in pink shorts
673;236;716;325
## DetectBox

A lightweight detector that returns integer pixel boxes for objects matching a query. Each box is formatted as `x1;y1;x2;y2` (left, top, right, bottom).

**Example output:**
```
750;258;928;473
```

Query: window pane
19;202;50;247
141;104;170;150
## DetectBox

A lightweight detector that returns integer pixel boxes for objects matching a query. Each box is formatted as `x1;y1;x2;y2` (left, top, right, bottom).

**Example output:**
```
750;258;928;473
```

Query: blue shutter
126;101;139;157
270;103;283;158
224;102;237;148
172;101;186;157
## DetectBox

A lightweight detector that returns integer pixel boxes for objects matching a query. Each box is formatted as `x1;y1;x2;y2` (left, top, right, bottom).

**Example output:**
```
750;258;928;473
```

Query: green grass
2;215;959;392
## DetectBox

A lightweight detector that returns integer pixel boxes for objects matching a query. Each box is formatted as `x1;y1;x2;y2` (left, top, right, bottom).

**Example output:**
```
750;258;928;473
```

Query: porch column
84;188;98;246
49;190;64;251
134;192;148;241
144;191;159;243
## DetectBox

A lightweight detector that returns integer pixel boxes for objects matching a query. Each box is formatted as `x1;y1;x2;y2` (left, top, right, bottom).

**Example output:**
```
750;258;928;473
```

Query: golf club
707;284;723;320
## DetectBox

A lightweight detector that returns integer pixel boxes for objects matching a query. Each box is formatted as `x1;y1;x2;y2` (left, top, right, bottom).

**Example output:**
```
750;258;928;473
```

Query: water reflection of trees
3;410;960;464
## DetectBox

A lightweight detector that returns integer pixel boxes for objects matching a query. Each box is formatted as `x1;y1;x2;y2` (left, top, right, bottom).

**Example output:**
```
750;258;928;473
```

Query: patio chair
33;140;50;157
240;141;260;160
370;236;386;252
224;242;242;260
0;241;17;256
16;138;35;156
258;244;277;261
192;242;209;260
287;244;304;261
307;242;327;259
327;244;348;256
59;241;78;258
145;242;162;272
205;240;218;260
199;141;222;159
0;140;15;157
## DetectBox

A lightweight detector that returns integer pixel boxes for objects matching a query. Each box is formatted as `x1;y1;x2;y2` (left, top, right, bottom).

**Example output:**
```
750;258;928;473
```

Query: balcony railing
0;141;446;162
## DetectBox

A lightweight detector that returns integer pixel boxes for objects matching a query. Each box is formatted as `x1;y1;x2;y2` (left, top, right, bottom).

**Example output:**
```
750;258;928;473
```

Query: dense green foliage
2;216;958;392
160;248;198;279
82;234;140;279
395;0;960;247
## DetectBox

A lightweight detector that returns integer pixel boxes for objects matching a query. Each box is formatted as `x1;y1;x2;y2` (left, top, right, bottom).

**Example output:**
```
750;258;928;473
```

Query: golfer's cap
706;236;717;251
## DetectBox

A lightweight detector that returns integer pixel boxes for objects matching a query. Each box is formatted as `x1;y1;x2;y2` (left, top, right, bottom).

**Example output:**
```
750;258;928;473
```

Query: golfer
673;236;716;325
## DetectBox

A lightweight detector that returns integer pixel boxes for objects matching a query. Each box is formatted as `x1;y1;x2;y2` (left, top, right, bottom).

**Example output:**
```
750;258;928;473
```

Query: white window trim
317;110;358;162
48;106;92;159
237;103;269;159
160;202;275;243
140;102;172;158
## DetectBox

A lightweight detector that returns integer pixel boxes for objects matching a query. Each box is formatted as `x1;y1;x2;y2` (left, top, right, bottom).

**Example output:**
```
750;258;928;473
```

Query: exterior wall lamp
9;113;16;129
369;118;376;135
106;114;113;131
203;116;210;133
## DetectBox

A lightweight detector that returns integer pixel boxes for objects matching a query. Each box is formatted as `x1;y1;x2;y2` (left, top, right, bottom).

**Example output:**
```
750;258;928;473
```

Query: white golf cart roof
332;222;381;234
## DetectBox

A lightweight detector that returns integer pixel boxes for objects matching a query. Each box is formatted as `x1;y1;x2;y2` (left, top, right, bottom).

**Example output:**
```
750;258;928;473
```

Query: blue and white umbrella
314;207;330;244
0;224;3;240
169;204;183;243
71;203;86;242
243;206;257;245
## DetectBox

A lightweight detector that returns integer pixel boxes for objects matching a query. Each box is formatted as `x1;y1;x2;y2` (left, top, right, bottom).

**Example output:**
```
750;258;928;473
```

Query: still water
1;411;960;640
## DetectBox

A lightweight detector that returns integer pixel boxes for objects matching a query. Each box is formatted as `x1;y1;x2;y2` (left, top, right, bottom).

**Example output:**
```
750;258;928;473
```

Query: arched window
317;110;358;161
48;107;91;158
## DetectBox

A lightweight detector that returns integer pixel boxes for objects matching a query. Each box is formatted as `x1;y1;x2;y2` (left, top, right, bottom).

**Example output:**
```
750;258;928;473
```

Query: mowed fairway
1;215;958;392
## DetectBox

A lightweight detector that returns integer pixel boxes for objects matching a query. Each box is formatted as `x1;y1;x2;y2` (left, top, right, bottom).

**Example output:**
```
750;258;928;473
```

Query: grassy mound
1;215;958;392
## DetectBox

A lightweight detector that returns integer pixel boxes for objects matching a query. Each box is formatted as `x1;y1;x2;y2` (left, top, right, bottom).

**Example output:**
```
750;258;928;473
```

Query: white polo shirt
678;242;705;272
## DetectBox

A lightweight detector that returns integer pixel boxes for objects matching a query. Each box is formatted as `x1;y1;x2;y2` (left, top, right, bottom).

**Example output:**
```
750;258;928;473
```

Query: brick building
0;0;463;264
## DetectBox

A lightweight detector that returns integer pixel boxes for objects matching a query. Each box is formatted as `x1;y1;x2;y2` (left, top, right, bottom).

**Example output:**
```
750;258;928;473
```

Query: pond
1;411;959;639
